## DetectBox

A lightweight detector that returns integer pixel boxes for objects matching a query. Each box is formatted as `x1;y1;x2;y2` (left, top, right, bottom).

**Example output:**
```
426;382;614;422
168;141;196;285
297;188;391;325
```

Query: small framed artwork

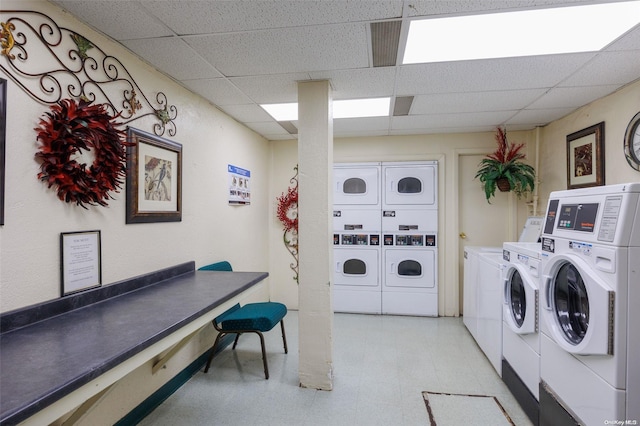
126;127;182;223
0;78;6;226
566;122;605;190
61;230;102;296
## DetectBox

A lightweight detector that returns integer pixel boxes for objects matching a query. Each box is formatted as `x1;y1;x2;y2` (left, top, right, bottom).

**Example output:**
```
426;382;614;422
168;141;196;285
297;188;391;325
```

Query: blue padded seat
219;302;287;332
204;302;288;379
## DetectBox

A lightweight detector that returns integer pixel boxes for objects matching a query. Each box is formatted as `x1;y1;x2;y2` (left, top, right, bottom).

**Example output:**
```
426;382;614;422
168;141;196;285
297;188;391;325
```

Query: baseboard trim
115;334;235;426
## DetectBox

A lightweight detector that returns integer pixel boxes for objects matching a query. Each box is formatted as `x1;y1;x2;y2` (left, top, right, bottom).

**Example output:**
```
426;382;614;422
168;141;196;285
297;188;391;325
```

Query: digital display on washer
556;203;599;232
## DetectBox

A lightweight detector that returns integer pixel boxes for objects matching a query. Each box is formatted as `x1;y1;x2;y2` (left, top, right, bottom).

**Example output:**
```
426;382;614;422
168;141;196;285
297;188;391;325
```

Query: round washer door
541;254;613;355
503;264;537;334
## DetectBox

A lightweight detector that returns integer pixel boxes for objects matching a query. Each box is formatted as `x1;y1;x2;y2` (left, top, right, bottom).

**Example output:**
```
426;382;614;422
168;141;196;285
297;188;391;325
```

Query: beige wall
1;2;270;424
538;81;640;204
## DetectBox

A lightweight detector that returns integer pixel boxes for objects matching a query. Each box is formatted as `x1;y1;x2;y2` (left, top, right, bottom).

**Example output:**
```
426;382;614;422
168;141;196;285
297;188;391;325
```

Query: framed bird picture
126;127;182;223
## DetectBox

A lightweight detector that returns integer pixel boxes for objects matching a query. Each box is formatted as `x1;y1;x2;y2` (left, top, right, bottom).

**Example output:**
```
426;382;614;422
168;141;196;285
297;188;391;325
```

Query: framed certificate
61;230;102;296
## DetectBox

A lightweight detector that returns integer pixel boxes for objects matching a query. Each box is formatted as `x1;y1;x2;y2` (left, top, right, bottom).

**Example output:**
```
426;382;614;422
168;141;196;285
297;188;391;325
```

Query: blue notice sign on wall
228;165;251;205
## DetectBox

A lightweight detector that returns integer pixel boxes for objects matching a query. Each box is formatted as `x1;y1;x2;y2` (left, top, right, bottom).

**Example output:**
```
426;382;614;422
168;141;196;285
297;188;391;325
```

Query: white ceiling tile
183;23;369;76
605;25;640;51
244;121;292;136
528;85;623;109
229;73;312;104
411;89;547;114
506;107;576;126
396;53;596;94
122;38;222;81
393;111;518;129
182;79;253;106
219;104;274;123
309;68;397;99
54;1;173;40
141;0;402;34
560;51;640;86
406;0;595;17
333;117;391;133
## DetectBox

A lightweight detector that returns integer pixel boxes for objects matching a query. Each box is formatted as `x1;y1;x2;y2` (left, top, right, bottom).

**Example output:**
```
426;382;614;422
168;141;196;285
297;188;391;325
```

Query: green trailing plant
475;127;536;203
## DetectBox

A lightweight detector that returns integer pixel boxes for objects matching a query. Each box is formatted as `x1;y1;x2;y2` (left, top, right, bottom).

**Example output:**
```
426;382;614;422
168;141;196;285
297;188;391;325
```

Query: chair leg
204;331;225;373
256;330;269;379
232;333;241;349
280;320;288;354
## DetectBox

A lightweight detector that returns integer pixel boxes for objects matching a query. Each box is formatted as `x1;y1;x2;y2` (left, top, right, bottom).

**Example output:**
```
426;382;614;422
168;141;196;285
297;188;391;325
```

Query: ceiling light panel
403;2;640;64
261;98;391;121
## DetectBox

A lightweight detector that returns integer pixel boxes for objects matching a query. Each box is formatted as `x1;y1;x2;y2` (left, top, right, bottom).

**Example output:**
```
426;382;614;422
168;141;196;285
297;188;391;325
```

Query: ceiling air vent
371;20;402;67
393;96;414;116
278;121;298;135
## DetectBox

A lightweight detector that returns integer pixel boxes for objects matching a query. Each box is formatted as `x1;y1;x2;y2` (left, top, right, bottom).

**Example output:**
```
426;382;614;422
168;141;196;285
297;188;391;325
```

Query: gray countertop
0;268;268;425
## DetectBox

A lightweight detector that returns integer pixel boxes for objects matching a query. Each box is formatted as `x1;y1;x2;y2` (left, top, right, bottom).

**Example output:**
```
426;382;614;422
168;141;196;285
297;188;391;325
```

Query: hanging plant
475;127;536;203
35;98;128;208
276;166;299;283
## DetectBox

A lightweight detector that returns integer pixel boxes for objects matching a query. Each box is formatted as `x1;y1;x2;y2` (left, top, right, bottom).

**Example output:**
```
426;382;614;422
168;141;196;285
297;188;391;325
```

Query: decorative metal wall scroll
276;166;299;284
0;10;178;136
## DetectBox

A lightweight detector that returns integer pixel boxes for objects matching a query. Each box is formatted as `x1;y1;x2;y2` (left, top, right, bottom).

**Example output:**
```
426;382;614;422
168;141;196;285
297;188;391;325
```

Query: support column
297;80;333;390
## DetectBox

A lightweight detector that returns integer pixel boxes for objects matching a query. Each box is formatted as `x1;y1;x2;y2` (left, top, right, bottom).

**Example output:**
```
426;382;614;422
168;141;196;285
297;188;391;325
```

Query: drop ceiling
51;0;640;140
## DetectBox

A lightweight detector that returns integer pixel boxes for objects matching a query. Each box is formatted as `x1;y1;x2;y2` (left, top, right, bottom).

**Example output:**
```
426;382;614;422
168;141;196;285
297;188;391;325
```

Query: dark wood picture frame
566;122;605;190
60;230;102;296
126;127;182;224
0;78;6;226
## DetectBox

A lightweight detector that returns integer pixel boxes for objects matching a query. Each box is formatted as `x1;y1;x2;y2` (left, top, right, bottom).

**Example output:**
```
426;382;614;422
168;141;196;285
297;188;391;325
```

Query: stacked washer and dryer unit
333;161;438;317
537;183;640;426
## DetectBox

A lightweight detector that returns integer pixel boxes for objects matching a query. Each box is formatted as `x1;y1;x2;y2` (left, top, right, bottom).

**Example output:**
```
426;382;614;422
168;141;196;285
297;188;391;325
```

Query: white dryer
382;161;437;209
501;241;542;424
333;162;381;208
382;232;437;316
539;183;640;426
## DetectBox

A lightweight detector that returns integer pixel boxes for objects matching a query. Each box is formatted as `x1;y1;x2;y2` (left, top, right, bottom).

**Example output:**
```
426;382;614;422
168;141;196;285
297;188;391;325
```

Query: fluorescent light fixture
261;97;391;121
261;103;298;121
403;1;640;64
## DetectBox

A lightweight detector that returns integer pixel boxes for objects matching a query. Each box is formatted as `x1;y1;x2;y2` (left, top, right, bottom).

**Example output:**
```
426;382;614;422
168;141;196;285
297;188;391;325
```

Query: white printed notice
228;164;251;205
61;231;102;295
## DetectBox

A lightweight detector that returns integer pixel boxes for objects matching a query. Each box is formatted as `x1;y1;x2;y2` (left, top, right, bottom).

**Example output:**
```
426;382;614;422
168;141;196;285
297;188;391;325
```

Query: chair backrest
198;261;233;271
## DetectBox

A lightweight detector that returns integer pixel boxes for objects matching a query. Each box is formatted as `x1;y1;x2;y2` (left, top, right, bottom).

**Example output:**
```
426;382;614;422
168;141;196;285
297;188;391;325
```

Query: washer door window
503;265;537;334
542;256;613;355
553;263;589;345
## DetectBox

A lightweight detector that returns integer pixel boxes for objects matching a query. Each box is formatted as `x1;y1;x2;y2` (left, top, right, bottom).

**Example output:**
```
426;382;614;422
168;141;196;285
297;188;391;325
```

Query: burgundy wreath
276;185;298;233
35;99;127;208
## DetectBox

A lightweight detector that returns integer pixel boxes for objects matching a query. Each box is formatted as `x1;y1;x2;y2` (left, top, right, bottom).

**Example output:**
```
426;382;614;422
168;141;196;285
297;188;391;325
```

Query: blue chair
198;261;233;271
200;261;287;379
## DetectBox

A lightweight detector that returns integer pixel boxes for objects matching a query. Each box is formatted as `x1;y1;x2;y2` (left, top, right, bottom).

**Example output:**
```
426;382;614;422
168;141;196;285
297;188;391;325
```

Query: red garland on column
34;98;128;208
276;166;299;283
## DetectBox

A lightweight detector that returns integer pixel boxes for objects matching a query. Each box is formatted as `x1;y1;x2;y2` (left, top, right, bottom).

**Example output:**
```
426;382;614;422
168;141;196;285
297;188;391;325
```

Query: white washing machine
333;162;381;208
502;241;542;424
382;232;437;316
475;252;506;375
539;183;640;426
463;216;543;378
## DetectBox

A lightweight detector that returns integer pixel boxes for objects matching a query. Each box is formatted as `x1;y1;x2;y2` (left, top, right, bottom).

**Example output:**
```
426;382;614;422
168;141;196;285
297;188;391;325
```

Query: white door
458;154;510;314
333;165;380;206
383;163;437;207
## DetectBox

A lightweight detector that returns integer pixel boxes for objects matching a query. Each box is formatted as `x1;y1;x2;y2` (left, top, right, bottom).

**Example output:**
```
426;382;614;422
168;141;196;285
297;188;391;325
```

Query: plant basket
496;177;511;192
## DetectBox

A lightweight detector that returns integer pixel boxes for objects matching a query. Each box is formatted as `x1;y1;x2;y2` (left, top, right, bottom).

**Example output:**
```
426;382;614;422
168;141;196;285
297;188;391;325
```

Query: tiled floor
139;311;533;425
